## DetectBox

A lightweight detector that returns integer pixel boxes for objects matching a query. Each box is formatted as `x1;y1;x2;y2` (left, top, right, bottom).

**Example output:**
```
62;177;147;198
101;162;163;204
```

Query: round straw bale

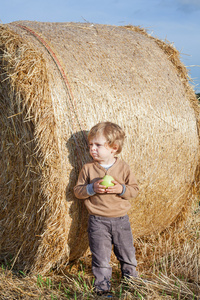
0;21;199;274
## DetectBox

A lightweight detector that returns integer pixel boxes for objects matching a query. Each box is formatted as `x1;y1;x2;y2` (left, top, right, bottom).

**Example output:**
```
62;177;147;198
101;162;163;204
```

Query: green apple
100;175;115;188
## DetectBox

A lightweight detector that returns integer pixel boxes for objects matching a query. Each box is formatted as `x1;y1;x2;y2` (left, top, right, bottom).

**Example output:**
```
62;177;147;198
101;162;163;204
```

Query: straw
0;21;199;274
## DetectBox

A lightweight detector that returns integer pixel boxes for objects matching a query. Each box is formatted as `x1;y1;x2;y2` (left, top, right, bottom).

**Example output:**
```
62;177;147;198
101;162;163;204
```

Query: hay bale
0;21;199;274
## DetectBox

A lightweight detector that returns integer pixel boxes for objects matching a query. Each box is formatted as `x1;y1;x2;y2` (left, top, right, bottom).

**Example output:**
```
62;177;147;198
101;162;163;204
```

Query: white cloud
178;0;200;6
177;0;200;12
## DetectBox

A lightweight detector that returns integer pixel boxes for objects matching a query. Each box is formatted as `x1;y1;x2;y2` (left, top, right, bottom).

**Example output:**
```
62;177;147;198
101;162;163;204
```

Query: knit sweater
74;157;139;217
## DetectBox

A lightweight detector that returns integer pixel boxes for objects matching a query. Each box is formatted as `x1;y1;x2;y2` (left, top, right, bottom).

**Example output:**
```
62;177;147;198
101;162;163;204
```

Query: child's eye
88;143;104;147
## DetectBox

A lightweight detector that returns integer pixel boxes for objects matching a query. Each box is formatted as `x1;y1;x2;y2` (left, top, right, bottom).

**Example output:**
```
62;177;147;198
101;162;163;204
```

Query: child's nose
91;144;96;151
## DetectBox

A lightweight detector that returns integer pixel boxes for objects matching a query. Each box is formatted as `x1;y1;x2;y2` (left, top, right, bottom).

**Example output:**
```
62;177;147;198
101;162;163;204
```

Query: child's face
88;134;117;165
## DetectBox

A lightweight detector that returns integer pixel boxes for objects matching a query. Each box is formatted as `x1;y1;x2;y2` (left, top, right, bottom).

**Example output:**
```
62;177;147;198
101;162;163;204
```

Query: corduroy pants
88;214;138;292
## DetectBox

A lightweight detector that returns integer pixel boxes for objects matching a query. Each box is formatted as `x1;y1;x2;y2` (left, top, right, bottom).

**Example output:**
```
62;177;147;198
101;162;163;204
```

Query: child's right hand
93;179;107;194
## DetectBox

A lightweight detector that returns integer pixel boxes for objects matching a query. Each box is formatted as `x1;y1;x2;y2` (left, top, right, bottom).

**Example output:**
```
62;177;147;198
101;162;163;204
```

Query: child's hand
93;179;107;194
105;180;123;194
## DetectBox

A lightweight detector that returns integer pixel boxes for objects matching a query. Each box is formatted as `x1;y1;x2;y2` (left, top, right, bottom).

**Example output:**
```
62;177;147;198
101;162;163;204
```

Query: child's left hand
105;180;123;194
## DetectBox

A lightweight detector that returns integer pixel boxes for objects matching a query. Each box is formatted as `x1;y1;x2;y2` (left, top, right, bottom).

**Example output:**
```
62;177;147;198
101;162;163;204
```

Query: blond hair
88;122;125;154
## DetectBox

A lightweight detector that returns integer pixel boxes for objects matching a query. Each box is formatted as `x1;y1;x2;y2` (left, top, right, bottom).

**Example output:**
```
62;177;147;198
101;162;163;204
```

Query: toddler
74;122;139;295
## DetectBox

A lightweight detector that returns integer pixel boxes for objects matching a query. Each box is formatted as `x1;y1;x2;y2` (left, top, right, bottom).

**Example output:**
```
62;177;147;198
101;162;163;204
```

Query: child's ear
112;145;118;153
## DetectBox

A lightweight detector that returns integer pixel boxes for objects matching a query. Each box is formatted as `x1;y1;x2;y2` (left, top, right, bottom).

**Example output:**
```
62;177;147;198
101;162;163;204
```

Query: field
0;196;199;299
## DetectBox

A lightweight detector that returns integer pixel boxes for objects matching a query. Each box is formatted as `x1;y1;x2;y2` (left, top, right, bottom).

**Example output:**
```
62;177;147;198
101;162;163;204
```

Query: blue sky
1;0;200;93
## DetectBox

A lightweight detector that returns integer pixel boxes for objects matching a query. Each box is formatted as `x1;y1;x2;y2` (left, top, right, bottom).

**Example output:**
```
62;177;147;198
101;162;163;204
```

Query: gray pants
88;214;138;292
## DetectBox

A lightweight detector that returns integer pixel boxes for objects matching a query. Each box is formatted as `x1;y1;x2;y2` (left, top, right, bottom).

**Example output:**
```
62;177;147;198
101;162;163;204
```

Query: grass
0;199;199;299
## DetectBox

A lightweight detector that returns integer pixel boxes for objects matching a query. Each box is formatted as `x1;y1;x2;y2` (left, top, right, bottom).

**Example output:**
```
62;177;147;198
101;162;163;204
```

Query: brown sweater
74;158;139;217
